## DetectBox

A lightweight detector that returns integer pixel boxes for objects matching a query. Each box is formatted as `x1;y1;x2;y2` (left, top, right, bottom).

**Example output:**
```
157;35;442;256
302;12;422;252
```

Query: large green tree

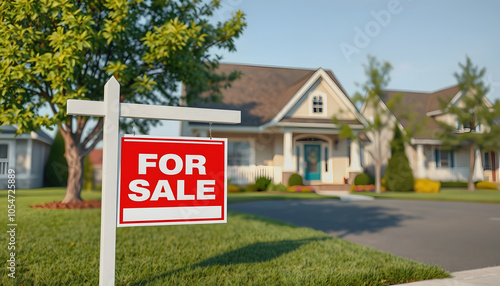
0;0;246;202
436;57;500;191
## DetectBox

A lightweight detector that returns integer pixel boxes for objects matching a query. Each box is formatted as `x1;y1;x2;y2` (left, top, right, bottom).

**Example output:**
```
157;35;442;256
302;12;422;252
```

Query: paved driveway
229;199;500;272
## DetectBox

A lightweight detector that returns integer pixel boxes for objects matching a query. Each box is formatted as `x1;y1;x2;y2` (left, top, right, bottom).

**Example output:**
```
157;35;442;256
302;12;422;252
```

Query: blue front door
304;144;321;181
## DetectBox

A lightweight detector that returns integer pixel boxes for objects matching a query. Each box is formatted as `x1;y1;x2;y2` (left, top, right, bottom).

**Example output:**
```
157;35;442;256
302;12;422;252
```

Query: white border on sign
116;134;228;227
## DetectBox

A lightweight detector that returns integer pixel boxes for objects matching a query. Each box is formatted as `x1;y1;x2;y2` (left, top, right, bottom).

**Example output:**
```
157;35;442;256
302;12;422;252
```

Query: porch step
311;184;351;191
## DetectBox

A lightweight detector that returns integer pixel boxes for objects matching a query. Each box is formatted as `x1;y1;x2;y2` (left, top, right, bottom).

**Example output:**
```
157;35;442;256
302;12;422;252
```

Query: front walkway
316;190;374;201
399;266;500;285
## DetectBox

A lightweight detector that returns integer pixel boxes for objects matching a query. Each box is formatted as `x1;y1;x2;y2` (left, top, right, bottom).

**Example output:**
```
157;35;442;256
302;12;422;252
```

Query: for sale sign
117;135;227;227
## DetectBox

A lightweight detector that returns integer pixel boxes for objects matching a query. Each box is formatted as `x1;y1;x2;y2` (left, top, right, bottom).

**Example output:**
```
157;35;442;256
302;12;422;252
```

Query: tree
384;122;414;192
436;57;500;191
0;0;246;202
44;130;68;187
334;55;418;194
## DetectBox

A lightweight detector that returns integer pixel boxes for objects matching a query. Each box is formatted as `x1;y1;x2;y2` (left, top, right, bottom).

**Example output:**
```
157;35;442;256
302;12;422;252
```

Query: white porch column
416;144;425;178
283;132;293;171
348;139;362;172
473;149;484;181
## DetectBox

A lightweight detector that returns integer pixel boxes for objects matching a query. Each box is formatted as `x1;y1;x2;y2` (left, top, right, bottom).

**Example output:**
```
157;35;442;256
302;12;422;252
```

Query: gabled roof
189;63;352;127
380;86;460;139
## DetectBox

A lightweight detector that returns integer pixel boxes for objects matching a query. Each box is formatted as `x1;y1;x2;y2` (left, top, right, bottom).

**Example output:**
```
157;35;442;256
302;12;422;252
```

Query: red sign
117;135;227;227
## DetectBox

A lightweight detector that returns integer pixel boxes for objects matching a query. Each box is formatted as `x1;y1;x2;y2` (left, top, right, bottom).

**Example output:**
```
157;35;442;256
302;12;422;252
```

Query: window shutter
435;149;439;167
450;151;455;168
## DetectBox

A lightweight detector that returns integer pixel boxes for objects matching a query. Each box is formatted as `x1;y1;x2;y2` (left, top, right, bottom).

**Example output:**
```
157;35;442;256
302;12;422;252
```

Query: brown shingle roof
189;63;349;126
381;86;460;139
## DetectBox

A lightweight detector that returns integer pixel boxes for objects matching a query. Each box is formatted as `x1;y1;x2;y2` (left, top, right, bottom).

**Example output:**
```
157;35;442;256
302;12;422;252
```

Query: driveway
229;199;500;272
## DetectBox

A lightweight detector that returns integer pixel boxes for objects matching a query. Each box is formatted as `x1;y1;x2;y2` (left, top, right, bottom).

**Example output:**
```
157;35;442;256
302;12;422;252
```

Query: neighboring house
88;148;103;188
0;125;53;189
182;64;367;187
361;86;499;183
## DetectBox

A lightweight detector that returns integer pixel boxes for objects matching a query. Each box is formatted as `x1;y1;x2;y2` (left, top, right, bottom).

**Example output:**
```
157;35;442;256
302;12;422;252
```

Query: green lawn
353;188;500;203
228;191;338;203
0;188;450;285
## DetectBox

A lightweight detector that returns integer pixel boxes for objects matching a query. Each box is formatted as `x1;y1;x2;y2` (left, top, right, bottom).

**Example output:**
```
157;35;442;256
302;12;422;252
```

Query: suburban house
88;148;103;188
181;64;367;187
0;125;53;189
361;85;499;183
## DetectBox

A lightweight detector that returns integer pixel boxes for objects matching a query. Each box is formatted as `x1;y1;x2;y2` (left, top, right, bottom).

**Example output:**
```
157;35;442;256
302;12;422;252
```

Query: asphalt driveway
229;199;500;272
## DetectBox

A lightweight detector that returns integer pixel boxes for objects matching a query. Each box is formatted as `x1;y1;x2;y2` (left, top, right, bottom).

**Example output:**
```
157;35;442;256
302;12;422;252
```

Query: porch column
283;132;293;171
416;144;425;178
473;149;484;181
348;139;362;184
348;139;362;172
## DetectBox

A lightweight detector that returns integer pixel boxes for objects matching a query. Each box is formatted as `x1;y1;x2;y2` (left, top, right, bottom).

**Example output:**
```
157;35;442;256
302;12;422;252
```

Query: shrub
414;179;441;193
255;176;272;192
228;185;242;193
44;130;68;187
354;173;374;185
243;184;258;192
83;155;94;192
476;181;498;190
288;173;303;186
440;181;468;188
267;183;287;192
384;122;414;192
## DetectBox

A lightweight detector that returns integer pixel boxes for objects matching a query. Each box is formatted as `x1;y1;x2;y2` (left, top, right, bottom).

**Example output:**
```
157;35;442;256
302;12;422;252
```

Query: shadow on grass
130;237;329;285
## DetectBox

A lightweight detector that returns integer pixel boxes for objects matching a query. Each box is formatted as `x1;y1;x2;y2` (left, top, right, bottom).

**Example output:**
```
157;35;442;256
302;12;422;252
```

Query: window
0;144;9;175
484;152;491;170
312;95;323;113
227;141;251;166
435;149;454;168
296;145;300;172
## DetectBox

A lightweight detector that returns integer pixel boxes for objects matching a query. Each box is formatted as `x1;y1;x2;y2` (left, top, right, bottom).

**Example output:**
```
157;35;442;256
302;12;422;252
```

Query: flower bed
351;184;375;192
286;185;317;193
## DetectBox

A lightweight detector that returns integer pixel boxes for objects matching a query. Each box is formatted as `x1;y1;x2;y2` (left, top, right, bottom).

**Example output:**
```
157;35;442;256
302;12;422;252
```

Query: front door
304;144;321;181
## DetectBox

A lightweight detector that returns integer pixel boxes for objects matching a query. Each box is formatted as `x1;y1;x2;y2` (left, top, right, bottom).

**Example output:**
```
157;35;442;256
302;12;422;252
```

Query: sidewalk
316;190;375;201
398;266;500;285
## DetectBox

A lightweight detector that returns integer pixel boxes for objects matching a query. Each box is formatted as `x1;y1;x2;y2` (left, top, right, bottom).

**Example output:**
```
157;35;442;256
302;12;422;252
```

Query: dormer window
312;95;323;114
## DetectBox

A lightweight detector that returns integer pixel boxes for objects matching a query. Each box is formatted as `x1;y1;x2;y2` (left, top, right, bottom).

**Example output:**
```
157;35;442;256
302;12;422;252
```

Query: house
361;86;499;183
0;125;53;189
181;64;367;187
88;148;103;188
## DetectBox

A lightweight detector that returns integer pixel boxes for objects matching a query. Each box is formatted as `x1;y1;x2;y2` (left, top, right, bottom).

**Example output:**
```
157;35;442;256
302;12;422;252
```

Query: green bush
243;184;259;192
267;183;288;192
44;130;68;187
384;122;414;192
228;185;243;193
440;181;468;188
255;176;272;191
288;173;303;186
83;155;94;192
354;173;374;186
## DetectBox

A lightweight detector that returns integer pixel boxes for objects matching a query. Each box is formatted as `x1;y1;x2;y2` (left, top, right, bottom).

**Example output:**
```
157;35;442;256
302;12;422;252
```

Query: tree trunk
375;130;382;194
468;145;476;192
375;162;382;194
60;127;84;203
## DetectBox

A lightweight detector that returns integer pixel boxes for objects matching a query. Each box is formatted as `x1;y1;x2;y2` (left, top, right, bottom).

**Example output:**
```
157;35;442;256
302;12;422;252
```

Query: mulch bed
31;200;101;209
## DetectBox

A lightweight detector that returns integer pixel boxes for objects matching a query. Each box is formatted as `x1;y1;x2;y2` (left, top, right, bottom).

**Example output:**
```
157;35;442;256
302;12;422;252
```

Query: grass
0;188;450;285
227;191;338;203
353;188;500;203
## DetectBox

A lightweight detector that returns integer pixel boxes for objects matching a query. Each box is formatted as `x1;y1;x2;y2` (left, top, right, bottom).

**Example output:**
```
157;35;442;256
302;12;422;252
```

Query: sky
151;0;500;137
41;0;500;139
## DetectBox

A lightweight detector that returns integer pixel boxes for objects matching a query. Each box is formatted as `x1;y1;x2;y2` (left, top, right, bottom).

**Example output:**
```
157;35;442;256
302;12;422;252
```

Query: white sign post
67;77;240;286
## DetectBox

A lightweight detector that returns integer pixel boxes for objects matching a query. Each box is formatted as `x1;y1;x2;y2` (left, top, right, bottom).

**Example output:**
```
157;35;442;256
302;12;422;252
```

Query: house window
312;95;323;113
484;152;491;170
0;144;8;175
435;149;454;168
228;141;251;166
